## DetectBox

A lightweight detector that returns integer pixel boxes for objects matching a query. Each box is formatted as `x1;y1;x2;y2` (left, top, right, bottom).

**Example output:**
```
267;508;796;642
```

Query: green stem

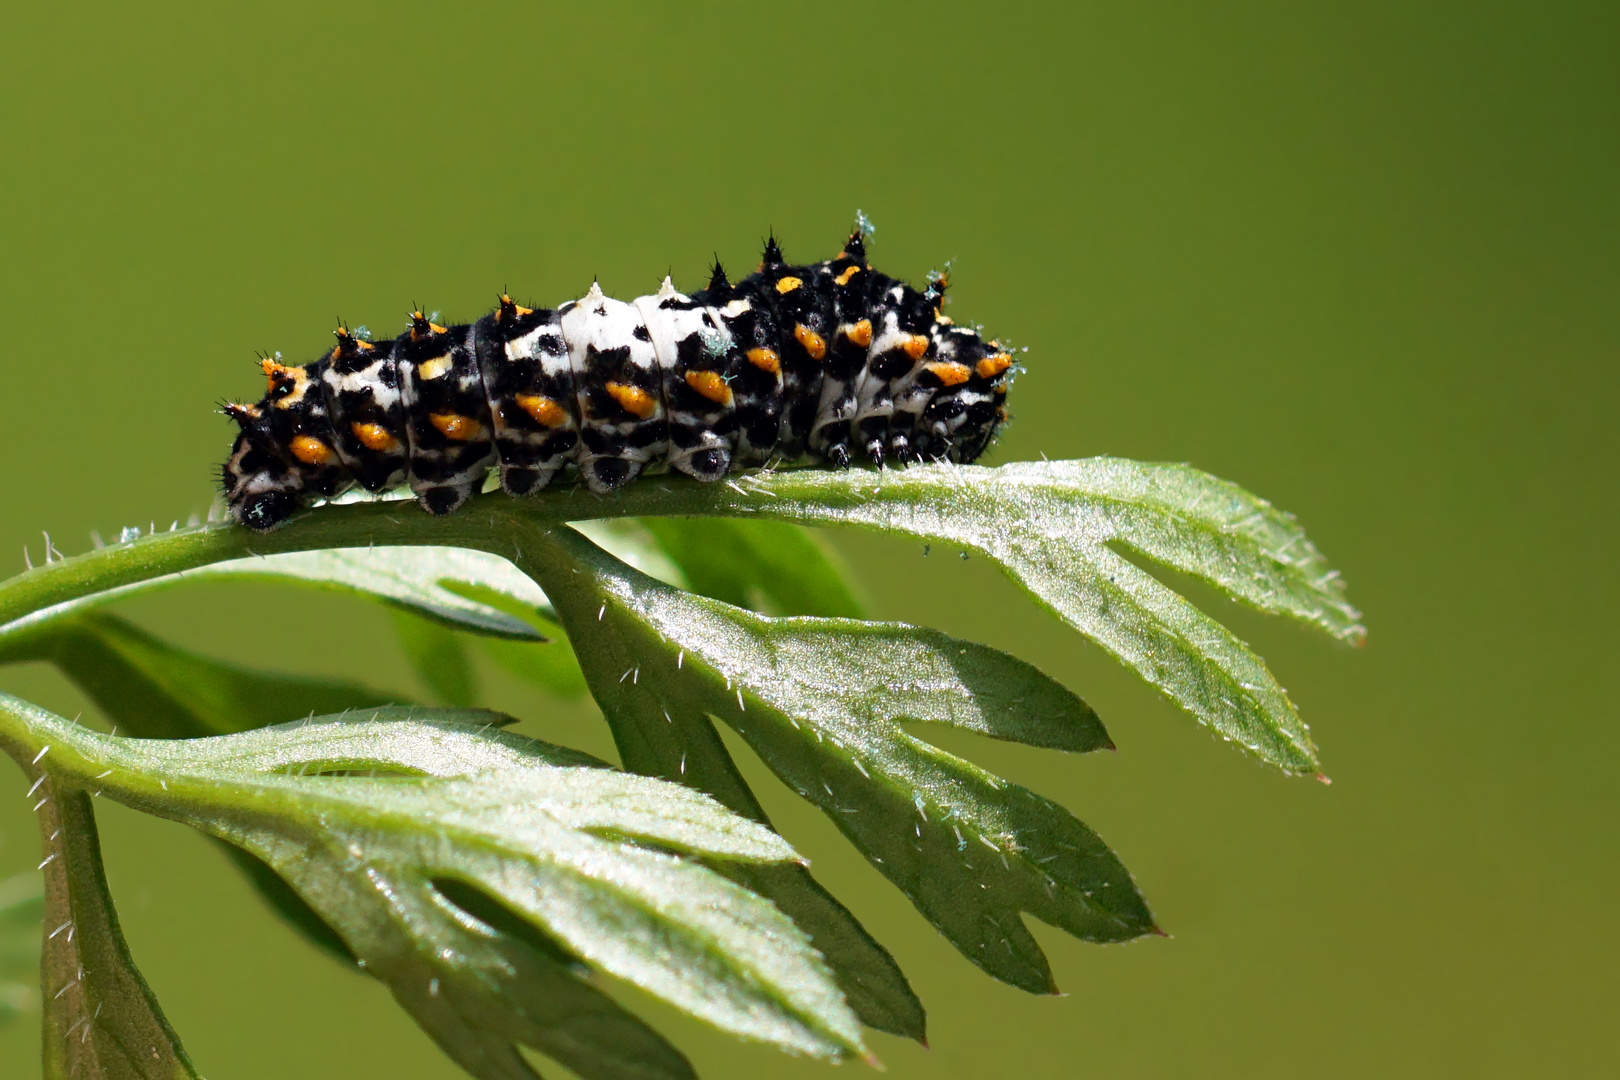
0;478;783;638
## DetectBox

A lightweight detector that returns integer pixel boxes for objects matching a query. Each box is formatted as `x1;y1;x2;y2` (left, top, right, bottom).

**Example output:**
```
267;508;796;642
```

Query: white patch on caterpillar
563;284;667;489
854;308;911;425
323;358;402;410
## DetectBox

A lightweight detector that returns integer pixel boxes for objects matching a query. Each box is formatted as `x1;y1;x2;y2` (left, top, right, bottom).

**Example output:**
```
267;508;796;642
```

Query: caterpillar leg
499;465;554;496
236;490;303;531
416;483;478;516
581;455;640;493
672;444;731;482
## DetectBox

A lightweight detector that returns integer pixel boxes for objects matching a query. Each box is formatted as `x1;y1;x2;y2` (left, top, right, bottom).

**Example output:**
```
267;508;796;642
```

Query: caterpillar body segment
221;227;1016;531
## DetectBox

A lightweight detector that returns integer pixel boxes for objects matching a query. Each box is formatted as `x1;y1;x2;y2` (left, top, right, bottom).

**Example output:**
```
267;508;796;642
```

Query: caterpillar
221;225;1016;531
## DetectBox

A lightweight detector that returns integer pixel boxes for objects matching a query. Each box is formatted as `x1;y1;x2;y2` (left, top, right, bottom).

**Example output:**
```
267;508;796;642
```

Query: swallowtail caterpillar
221;225;1016;531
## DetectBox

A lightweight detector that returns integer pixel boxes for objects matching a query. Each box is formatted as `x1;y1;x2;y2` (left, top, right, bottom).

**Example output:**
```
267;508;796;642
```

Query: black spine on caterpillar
220;226;1017;531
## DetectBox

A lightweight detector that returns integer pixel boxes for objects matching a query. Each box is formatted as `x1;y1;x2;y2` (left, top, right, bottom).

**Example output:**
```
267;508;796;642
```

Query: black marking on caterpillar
221;225;1017;531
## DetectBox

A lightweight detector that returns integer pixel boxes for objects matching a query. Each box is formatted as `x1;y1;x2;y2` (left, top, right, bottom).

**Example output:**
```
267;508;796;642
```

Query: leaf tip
860;1049;887;1071
1150;924;1171;938
1314;772;1332;786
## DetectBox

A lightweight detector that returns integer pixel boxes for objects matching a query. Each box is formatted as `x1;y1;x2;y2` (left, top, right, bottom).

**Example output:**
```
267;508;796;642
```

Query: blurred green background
1;2;1613;1076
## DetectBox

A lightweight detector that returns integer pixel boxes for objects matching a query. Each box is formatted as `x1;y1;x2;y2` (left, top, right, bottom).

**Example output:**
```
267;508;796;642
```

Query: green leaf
640;518;866;617
0;610;397;739
603;460;1357;772
531;526;1146;995
719;460;1361;771
392;610;478;706
557;645;925;1040
194;704;546;970
0;602;435;971
490;518;912;1037
0;453;1361;1065
0;697;870;1075
28;777;200;1078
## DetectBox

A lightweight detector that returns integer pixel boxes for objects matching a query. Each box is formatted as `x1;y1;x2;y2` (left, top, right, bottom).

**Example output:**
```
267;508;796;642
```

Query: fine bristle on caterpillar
221;225;1017;531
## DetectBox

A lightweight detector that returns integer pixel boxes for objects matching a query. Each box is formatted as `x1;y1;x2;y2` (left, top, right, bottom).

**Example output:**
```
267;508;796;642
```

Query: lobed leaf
0;606;445;967
0;454;1363;1070
538;592;925;1039
0;697;869;1076
626;460;1363;773
179;704;591;972
528;526;1149;995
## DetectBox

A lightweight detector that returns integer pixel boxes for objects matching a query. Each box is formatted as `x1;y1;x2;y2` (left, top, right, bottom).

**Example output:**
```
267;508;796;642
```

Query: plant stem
0;477;778;637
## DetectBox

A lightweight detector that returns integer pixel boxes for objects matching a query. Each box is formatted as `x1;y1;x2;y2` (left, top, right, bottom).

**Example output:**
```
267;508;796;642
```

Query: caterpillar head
220;403;305;531
914;333;1016;464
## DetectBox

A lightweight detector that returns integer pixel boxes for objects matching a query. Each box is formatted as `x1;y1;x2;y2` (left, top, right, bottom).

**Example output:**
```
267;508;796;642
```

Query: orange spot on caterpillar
794;324;827;360
902;334;930;361
924;361;972;387
289;435;336;465
351;422;399;452
834;265;861;286
514;394;568;428
605;382;658;419
975;353;1013;379
745;347;780;374
844;319;873;348
684;370;733;406
775;276;803;295
429;413;482;440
